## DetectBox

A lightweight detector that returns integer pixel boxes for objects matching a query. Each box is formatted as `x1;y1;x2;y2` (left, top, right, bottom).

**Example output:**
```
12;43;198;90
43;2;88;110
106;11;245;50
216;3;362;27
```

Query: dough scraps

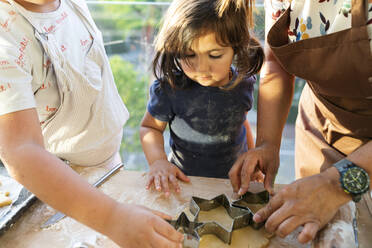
0;191;12;207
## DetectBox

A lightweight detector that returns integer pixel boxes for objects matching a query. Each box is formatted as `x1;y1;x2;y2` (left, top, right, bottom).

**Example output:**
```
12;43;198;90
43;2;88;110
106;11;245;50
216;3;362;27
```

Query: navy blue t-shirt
147;71;255;178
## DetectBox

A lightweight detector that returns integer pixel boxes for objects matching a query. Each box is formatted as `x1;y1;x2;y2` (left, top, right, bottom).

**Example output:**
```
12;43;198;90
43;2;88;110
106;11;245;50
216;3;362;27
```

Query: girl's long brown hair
216;0;255;27
153;0;264;89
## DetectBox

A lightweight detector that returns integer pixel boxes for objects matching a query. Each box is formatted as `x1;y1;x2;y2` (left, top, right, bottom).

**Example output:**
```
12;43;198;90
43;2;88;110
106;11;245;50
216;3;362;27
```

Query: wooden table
0;169;370;248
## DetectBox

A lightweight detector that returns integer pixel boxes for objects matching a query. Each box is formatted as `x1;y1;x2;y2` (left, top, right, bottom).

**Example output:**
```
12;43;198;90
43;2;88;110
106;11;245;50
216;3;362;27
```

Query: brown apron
267;0;372;178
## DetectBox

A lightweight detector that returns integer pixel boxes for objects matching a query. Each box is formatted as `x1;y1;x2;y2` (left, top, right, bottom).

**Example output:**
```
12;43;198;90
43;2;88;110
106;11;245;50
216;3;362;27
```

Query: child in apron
140;0;264;197
229;0;372;246
0;0;183;247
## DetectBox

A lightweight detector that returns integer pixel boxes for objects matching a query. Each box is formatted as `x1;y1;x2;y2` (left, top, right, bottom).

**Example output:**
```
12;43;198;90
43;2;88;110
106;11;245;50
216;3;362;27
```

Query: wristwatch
333;159;370;202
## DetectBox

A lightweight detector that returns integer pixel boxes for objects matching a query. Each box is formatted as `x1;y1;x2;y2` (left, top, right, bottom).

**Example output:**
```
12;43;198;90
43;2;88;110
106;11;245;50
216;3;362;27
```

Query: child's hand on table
146;159;190;197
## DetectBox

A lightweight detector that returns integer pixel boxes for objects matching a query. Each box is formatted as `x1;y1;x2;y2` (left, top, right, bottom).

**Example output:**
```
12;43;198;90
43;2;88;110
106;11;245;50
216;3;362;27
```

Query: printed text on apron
8;0;129;166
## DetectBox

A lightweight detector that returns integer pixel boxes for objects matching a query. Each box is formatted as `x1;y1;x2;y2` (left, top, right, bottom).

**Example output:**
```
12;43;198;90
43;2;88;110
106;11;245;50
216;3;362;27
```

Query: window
88;0;301;184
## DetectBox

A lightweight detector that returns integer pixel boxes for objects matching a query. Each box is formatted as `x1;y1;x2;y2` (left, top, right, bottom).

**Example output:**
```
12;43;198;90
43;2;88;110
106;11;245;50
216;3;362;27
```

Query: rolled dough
191;204;271;248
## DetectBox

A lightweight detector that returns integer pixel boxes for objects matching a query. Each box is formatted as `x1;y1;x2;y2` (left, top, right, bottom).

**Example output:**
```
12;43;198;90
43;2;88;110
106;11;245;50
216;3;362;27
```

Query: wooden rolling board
0;169;363;248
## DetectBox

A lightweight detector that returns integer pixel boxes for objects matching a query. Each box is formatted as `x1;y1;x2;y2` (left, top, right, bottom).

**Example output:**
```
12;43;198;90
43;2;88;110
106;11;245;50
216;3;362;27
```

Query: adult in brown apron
267;0;372;176
248;0;372;246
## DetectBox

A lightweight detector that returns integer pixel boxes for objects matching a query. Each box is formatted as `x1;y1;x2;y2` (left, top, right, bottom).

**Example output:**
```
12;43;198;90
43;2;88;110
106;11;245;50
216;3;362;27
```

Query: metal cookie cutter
190;194;252;245
166;212;202;248
232;190;270;229
168;194;252;247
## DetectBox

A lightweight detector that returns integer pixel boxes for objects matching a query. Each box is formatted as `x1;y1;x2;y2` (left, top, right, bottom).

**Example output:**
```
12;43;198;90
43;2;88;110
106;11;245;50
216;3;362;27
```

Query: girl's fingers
154;176;162;191
176;168;190;182
169;174;181;193
161;175;170;197
146;175;154;190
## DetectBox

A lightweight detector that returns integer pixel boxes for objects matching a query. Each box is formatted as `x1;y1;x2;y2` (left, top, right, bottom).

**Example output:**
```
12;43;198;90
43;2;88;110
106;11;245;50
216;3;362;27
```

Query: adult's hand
108;203;184;248
253;167;351;244
229;144;279;195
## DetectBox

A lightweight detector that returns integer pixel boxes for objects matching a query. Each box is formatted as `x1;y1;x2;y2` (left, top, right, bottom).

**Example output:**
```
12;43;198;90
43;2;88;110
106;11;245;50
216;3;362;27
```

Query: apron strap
351;0;367;28
6;0;97;37
65;0;97;37
267;7;290;49
6;0;45;34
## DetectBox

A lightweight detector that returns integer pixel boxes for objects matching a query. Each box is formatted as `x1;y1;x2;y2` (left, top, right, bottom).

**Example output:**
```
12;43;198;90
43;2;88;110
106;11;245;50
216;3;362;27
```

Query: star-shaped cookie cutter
189;194;252;244
166;212;202;248
232;190;270;229
167;191;269;247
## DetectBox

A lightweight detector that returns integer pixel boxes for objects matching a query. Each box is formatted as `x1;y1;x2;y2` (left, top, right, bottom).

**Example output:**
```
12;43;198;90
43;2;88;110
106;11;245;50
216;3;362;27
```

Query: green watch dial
342;167;369;194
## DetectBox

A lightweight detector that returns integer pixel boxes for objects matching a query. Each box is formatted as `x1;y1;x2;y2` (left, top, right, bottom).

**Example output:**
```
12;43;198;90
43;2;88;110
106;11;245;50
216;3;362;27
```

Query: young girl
140;0;264;197
0;0;183;247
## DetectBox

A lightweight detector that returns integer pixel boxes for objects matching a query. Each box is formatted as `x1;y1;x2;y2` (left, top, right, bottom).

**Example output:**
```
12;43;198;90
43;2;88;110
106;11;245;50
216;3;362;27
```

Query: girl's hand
146;159;190;197
109;203;184;248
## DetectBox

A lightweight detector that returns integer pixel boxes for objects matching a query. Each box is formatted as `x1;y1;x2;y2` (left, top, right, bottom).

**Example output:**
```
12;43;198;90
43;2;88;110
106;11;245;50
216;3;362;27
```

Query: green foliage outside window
109;56;148;153
90;0;168;50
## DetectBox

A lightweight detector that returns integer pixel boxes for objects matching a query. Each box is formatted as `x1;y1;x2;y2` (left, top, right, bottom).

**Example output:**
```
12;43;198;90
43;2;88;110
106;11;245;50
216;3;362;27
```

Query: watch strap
333;158;352;173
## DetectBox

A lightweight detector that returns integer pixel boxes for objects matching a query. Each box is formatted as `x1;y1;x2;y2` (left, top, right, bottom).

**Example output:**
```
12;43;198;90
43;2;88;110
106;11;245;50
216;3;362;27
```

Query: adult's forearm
256;60;295;150
346;140;372;188
322;141;372;194
2;144;119;237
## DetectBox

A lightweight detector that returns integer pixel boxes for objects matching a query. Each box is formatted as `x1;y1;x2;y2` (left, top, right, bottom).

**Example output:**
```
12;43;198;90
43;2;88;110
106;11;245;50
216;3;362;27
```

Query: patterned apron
267;0;372;178
8;0;129;166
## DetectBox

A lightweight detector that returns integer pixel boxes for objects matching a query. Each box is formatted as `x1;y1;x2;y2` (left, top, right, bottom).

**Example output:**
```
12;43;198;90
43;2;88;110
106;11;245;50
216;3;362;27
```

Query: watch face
342;167;370;194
